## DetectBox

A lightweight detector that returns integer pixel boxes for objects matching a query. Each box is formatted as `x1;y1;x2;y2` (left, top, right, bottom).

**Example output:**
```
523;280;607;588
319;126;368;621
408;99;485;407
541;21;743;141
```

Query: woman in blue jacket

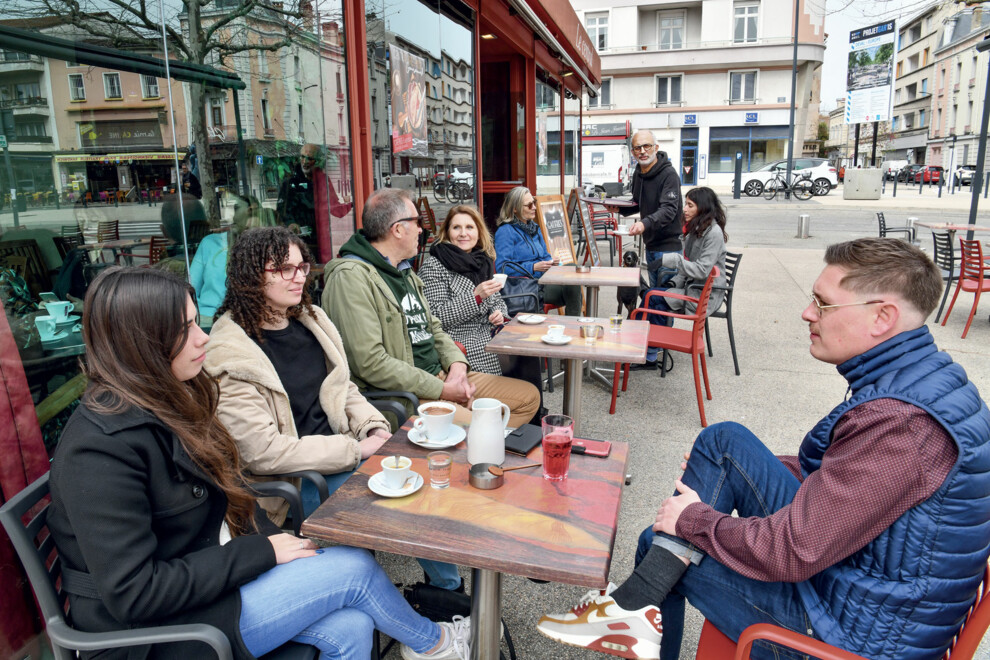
493;186;581;315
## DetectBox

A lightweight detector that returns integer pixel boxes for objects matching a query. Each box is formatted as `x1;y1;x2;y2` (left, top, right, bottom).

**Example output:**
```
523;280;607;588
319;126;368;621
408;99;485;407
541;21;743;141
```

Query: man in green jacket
323;188;539;428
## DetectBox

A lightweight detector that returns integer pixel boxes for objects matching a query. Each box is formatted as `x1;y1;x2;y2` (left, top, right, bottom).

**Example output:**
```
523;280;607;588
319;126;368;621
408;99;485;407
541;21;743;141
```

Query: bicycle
447;179;474;203
432;175;448;202
762;170;813;201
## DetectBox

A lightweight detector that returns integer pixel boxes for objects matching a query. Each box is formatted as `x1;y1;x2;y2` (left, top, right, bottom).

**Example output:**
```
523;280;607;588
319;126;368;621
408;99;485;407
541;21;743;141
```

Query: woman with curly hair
204;226;391;520
47;266;472;660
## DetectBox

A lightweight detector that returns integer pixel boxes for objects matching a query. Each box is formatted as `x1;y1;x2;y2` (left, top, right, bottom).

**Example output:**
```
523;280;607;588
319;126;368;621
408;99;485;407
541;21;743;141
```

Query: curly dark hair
217;226;315;342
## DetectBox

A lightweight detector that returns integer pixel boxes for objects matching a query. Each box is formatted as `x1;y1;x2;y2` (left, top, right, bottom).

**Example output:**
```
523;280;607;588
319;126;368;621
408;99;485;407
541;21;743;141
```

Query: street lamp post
967;37;990;240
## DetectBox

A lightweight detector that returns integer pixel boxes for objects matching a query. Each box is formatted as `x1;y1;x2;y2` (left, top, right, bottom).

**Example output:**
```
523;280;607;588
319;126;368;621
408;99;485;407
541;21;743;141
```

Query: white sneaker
537;583;662;660
401;615;471;660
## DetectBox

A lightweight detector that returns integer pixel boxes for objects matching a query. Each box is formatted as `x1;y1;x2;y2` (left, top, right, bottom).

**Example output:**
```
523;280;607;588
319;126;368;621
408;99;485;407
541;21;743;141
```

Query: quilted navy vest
795;326;990;659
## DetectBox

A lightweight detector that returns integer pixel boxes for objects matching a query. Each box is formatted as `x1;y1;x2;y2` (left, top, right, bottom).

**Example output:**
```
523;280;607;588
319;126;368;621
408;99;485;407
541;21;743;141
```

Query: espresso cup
546;324;566;339
414;402;456;441
45;301;73;321
492;273;507;287
380;455;412;489
35;315;57;341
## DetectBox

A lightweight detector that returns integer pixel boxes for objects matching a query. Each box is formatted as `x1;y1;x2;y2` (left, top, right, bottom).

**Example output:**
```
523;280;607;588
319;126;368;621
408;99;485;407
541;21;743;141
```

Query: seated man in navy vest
538;237;990;660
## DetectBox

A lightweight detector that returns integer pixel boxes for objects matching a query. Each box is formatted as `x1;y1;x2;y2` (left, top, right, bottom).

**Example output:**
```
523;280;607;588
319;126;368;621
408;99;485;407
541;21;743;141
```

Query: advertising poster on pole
390;44;428;157
845;20;895;124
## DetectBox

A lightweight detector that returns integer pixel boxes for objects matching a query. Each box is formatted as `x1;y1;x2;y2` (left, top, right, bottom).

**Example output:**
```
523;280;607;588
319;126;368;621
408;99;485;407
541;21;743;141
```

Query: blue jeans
636;287;674;362
634;422;818;660
645;249;678;288
302;466;462;591
239;546;440;659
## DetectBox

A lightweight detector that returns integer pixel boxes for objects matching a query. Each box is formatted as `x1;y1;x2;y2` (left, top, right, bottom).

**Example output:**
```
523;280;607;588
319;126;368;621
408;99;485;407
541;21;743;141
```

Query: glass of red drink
541;414;574;481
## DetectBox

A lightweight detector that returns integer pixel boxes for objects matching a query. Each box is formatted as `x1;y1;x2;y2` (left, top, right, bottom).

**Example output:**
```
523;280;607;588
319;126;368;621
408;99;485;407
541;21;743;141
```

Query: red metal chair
696;559;990;659
941;239;990;338
612;267;717;426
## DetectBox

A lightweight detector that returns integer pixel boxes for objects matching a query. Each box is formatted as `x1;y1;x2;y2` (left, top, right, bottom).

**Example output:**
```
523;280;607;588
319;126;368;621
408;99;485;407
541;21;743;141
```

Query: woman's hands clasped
270;533;319;564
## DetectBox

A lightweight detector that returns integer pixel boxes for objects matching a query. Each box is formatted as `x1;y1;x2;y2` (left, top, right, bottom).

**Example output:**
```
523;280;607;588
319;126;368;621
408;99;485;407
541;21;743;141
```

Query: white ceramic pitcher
467;398;510;465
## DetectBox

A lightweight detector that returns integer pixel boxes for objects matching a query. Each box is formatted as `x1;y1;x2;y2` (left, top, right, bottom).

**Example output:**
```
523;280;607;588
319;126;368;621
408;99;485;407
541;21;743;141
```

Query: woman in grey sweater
635;186;728;369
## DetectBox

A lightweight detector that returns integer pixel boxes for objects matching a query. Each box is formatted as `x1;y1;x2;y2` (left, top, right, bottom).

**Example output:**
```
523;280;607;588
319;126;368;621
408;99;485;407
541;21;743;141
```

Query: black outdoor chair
877;212;915;242
704;251;742;376
931;231;960;323
0;472;317;660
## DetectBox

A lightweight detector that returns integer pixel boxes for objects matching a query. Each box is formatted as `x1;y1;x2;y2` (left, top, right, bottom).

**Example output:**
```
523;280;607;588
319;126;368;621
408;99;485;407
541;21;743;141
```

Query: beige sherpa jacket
205;306;389;524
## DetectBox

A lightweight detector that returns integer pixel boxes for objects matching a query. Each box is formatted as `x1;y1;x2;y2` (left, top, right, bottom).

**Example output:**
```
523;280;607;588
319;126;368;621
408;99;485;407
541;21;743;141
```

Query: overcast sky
820;0;937;112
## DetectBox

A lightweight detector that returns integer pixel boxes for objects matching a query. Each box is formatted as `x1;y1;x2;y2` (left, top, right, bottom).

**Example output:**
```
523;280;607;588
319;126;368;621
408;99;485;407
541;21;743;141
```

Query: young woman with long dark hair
633;186;728;370
46;267;471;660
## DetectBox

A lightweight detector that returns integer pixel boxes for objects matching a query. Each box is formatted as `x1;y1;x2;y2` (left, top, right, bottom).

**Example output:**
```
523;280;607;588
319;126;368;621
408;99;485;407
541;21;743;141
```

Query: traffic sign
0;135;6;148
256;155;263;165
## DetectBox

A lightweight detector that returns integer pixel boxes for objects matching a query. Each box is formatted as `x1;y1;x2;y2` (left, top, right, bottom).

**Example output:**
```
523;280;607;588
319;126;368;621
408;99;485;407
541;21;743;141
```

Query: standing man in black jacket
623;129;683;288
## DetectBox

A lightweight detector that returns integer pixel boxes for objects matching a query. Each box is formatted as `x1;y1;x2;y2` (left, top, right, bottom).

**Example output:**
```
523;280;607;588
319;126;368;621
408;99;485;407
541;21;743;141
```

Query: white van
581;144;630;194
883;160;908;181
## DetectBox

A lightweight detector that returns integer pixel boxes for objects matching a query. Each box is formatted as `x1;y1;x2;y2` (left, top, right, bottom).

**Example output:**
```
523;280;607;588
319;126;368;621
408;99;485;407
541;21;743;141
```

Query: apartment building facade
570;0;825;187
927;6;990;173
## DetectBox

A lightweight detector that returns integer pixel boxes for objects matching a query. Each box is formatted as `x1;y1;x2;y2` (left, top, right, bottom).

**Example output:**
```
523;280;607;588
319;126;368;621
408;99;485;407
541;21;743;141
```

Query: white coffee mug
46;301;73;321
380;456;412;489
414;402;456;441
546;324;566;339
492;273;507;287
35;315;57;341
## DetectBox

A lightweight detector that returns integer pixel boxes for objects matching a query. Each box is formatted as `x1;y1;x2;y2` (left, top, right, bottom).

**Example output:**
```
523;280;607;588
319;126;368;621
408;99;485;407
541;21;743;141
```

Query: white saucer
614;228;630;236
409;425;467;449
54;315;80;329
40;330;68;343
577;317;596;323
517;314;546;325
368;471;424;498
541;334;572;345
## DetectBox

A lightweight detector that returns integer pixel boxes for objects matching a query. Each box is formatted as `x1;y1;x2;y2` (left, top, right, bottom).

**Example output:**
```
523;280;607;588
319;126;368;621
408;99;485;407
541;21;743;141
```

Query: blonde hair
497;186;532;226
438;205;495;258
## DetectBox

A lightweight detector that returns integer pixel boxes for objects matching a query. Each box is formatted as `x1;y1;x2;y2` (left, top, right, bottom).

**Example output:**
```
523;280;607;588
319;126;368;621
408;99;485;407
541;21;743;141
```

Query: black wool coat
47;401;279;660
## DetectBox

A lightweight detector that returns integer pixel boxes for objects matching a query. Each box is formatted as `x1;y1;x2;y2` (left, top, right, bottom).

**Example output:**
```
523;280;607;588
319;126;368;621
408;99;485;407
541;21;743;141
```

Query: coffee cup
380;455;412;489
492;273;507;287
546;324;566;339
414;402;456;441
35;315;57;341
45;301;73;321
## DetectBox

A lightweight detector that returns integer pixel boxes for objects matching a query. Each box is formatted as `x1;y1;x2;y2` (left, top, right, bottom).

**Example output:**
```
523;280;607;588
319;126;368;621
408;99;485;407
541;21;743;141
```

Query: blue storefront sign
745;112;759;124
684;114;697;125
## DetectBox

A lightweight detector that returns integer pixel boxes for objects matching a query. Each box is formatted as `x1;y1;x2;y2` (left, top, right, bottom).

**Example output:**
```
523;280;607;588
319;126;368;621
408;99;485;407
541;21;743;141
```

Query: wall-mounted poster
390;44;428;157
535;194;575;265
567;188;600;267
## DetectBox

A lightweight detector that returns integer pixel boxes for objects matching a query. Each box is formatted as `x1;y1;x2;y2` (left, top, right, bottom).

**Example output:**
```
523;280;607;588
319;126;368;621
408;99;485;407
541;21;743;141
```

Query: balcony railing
600;36;791;56
7;135;52;143
0;97;48;109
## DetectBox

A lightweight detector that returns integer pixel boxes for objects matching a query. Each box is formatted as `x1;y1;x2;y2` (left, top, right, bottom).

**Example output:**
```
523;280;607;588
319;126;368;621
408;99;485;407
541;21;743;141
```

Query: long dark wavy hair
81;267;256;535
217;226;315;342
684;187;728;242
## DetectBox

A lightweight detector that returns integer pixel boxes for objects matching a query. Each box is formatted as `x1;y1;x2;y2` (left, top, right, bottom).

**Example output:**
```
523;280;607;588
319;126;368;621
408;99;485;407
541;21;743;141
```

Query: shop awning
517;0;601;89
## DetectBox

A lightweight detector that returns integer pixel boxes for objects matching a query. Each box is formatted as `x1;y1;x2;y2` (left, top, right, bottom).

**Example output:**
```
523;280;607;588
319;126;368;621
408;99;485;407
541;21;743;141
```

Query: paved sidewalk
378;240;990;659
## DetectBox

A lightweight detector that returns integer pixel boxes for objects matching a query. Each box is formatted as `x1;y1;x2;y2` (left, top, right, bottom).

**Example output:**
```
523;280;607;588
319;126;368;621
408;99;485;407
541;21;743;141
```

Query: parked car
897;164;923;182
883;160;908;181
739;158;837;197
913;165;943;184
955;165;976;186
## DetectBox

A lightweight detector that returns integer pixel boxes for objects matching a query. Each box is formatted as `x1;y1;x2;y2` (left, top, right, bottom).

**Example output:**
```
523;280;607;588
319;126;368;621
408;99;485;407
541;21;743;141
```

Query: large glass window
102;72;122;99
729;70;757;104
733;2;759;43
709;125;788;171
658;11;684;50
586;12;608;51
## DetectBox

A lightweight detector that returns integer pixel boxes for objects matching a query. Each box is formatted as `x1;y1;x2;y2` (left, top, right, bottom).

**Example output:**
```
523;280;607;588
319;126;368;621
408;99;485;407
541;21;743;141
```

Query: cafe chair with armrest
931;231;961;324
0;472;318;660
941;239;990;338
877;212;915;243
615;267;718;426
704;252;742;376
363;390;420;431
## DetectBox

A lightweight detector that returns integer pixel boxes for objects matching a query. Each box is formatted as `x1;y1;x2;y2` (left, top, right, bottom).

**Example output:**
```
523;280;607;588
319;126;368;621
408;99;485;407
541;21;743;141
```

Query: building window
210;97;224;127
536;80;558;109
658;11;684;50
297;103;303;135
141;75;159;99
294;55;300;82
919;109;926;126
921;78;927;94
729;70;757;103
709;125;788;172
656;75;682;105
892;116;898;130
14;122;47;137
258;51;269;78
586;12;608;51
588;78;611;108
733;2;759;44
261;98;272;132
68;74;85;101
103;73;122;99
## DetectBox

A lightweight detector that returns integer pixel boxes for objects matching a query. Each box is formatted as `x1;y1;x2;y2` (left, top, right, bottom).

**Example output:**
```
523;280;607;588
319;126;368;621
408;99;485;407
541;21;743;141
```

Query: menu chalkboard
568;188;600;267
535;194;575;265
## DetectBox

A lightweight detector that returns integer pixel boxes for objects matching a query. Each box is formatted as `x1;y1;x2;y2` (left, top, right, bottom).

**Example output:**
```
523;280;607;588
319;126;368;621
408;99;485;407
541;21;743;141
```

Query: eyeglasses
265;262;312;280
632;144;655;153
390;216;421;230
523;201;536;209
808;293;884;314
300;155;318;163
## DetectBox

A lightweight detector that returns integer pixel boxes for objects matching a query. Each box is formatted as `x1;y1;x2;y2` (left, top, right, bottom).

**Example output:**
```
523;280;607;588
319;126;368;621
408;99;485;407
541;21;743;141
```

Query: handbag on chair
498;261;542;317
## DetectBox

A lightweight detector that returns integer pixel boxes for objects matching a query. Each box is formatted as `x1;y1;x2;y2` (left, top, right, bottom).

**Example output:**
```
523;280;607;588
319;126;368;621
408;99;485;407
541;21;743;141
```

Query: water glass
428;451;452;489
541;415;574;482
609;314;624;332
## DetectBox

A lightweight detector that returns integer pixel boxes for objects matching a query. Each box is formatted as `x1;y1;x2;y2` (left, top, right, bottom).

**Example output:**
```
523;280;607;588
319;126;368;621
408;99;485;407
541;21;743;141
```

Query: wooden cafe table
914;222;990;244
539;264;641;319
301;423;630;660
485;315;648;434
